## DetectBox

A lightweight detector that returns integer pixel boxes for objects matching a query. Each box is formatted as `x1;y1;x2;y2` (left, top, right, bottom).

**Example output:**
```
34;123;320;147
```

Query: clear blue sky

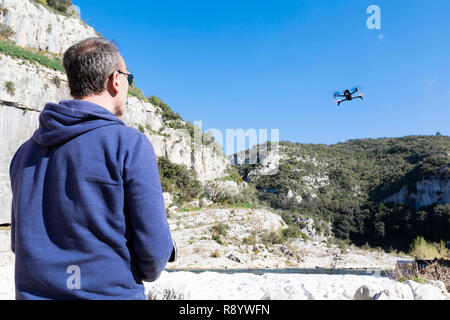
73;0;450;155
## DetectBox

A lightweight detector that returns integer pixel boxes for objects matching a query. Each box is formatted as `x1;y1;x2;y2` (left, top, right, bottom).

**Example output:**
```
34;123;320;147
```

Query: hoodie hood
33;100;125;147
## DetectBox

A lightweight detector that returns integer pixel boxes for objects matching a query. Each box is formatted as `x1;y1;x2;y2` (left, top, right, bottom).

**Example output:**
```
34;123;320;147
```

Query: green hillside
235;135;450;252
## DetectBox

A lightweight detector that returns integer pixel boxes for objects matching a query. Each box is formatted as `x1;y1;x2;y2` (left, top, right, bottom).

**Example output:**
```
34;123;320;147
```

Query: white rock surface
145;271;396;300
0;0;98;54
373;282;414;300
0;227;15;300
412;283;447;300
385;176;450;209
166;207;410;270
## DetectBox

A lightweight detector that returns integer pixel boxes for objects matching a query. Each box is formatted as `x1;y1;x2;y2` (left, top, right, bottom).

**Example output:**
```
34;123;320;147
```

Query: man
9;37;174;300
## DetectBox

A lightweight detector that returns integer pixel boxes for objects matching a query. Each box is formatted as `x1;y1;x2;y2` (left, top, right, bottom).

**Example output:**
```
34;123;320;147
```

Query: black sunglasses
111;70;134;85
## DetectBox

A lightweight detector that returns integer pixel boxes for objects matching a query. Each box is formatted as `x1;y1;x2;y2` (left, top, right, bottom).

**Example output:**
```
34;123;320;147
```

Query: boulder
413;283;446;300
373;282;414;300
354;284;379;300
163;192;173;208
426;280;447;294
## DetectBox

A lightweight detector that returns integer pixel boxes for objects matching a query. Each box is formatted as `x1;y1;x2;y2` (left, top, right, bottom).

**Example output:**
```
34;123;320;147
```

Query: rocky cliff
385;170;450;209
0;0;98;54
0;0;230;224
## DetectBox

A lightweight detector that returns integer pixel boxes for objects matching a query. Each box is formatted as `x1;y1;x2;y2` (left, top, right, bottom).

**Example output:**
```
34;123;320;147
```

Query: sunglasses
111;70;134;85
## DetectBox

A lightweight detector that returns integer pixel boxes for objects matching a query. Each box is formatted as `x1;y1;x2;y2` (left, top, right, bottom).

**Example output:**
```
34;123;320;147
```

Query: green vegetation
157;156;202;204
261;230;284;245
4;81;15;96
408;236;449;260
205;178;261;209
148;95;183;122
52;76;62;88
128;85;147;101
210;222;229;245
211;223;229;237
31;0;74;16
237;135;450;252
0;40;64;72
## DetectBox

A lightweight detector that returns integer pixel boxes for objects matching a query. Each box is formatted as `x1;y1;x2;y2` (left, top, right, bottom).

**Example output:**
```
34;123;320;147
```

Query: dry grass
386;260;450;293
419;261;450;293
408;237;449;260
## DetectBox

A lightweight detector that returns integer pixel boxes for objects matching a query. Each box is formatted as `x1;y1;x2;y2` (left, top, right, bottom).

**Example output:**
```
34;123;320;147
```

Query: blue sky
73;0;450;155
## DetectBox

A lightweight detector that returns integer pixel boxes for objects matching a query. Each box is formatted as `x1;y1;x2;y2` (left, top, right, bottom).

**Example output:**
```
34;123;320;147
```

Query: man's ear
107;71;120;96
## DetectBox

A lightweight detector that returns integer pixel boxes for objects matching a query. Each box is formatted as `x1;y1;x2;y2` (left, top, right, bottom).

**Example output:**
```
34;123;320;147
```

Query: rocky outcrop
144;271;449;300
354;279;448;300
0;0;98;54
385;172;450;209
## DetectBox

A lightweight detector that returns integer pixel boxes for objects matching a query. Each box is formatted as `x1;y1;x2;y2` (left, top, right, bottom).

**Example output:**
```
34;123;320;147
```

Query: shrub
52;76;61;88
148;95;183;122
242;232;257;246
282;225;302;239
211;234;223;245
157;156;202;204
211;250;221;258
211;223;229;237
261;230;284;245
4;81;15;96
408;236;449;260
128;85;147;101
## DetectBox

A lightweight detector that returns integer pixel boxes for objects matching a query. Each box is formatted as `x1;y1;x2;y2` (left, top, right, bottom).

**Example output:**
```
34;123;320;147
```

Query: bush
282;225;302;239
261;230;284;245
211;223;229;237
408;236;449;260
128;85;147;101
47;0;73;13
157;156;202;204
4;81;15;96
148;95;183;122
52;76;61;88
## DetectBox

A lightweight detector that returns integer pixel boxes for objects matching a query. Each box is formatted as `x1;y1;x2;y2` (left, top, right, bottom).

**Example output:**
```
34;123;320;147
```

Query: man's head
63;37;131;117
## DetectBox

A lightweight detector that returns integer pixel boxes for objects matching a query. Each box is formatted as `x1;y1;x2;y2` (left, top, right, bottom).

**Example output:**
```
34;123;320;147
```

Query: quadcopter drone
334;87;364;106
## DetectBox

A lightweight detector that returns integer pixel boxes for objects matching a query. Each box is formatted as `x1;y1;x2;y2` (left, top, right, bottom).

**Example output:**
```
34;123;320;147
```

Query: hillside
230;135;450;252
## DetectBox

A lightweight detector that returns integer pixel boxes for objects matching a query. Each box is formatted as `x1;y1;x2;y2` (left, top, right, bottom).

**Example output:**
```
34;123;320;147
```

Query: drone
334;87;364;106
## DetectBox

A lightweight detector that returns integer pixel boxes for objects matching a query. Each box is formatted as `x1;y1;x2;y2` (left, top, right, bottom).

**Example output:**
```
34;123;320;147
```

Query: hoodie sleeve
10;201;15;254
9;148;20;255
122;132;173;282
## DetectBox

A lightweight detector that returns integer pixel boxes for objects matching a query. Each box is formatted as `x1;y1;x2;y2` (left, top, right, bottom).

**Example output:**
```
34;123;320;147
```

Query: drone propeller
351;85;365;92
333;91;343;99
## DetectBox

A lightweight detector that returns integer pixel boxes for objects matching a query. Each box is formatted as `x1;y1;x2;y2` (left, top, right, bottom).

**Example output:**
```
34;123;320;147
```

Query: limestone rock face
385;174;450;209
0;0;98;54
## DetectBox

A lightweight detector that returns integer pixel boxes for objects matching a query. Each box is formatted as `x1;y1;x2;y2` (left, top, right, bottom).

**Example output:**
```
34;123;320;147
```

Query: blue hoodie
9;100;173;300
